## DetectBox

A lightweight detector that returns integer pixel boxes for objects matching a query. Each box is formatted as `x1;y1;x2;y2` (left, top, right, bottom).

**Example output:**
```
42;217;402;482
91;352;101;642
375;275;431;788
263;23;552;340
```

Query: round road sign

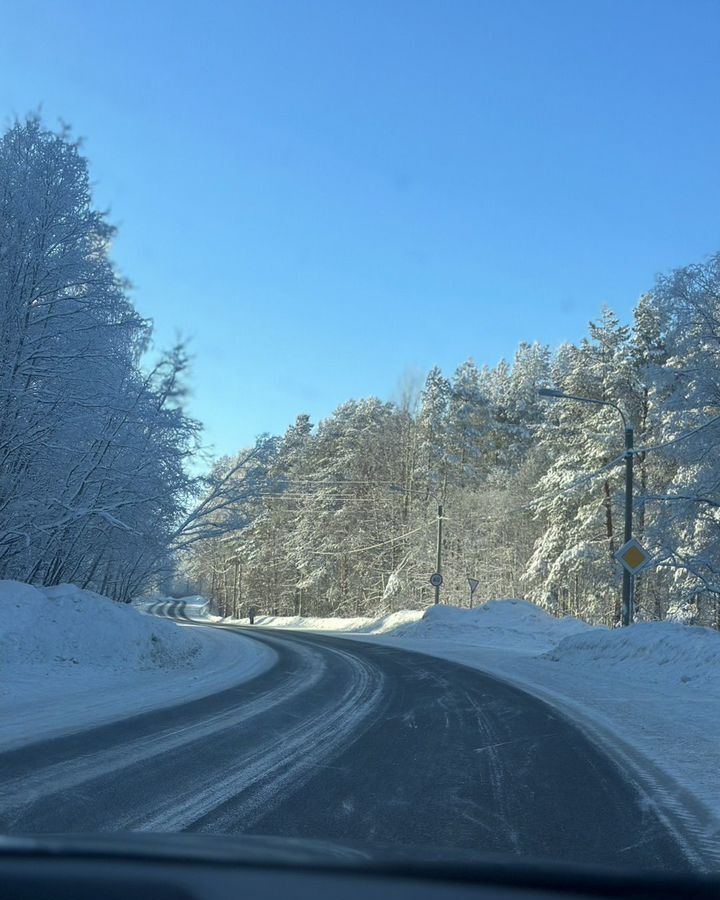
429;573;443;588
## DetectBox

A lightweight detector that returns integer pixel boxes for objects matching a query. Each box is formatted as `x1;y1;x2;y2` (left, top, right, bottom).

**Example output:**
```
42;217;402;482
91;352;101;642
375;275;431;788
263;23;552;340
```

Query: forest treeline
4;116;720;624
186;260;720;628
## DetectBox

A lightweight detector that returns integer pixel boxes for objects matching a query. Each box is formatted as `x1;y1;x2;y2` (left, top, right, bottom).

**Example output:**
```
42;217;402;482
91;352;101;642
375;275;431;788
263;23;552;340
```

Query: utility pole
233;557;240;619
622;427;634;627
435;504;443;604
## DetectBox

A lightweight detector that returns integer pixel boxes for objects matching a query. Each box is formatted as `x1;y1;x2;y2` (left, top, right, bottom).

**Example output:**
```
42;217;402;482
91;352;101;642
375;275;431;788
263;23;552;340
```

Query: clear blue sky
2;0;719;457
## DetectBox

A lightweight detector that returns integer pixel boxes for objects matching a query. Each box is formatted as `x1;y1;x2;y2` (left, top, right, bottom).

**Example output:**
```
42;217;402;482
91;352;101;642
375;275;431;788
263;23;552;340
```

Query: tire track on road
0;630;385;834
133;636;386;831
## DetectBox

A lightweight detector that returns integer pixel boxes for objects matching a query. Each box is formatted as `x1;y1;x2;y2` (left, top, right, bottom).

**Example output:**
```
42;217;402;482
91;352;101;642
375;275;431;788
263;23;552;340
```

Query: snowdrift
247;609;423;634
0;580;203;672
378;600;590;651
0;580;276;750
544;620;720;686
249;600;589;652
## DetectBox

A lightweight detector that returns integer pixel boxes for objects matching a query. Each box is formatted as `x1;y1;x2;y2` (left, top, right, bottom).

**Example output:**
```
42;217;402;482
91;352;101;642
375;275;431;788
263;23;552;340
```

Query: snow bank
377;600;590;651
544;620;720;686
1;581;202;672
248;600;588;652
0;581;276;750
244;609;424;634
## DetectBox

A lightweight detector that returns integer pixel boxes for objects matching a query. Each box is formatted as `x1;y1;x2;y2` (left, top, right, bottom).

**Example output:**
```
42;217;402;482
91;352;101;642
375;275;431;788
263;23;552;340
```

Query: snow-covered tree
640;254;720;625
0;115;200;599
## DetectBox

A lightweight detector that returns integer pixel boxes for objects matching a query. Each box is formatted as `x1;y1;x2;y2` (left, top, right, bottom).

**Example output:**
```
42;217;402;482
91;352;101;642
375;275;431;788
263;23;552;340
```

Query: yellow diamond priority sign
615;538;651;574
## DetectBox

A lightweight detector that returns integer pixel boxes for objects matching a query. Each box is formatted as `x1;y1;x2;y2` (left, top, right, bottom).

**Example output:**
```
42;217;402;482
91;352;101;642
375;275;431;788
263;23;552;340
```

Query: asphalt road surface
0;608;699;870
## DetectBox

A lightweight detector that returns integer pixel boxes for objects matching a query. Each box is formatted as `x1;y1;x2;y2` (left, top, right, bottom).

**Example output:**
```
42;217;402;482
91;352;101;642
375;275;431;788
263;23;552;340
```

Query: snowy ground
226;609;427;634
230;600;720;849
0;582;275;750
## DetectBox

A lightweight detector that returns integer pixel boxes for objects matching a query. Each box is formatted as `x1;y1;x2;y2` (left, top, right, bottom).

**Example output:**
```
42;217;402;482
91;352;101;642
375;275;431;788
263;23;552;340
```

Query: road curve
0;616;699;870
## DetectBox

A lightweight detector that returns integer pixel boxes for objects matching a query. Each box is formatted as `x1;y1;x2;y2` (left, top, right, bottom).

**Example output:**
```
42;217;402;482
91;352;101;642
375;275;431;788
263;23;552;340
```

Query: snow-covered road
0;611;707;871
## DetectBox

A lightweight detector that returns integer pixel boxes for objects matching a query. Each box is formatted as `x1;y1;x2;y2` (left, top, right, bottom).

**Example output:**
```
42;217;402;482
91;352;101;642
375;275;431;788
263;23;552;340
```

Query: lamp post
538;388;634;626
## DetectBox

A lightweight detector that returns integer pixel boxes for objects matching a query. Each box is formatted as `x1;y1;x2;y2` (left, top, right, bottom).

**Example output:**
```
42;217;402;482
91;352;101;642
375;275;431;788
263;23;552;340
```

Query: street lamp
538;387;634;626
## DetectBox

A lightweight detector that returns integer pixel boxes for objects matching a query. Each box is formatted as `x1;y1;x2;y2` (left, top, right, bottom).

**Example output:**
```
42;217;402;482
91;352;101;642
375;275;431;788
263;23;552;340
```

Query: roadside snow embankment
2;582;203;671
238;599;588;651
0;581;275;750
371;600;589;651
243;609;424;634
543;621;720;686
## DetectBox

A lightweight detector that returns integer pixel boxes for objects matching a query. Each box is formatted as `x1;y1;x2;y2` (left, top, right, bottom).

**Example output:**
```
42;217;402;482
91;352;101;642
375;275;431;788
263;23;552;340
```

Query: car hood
0;832;715;890
2;831;549;869
0;832;375;866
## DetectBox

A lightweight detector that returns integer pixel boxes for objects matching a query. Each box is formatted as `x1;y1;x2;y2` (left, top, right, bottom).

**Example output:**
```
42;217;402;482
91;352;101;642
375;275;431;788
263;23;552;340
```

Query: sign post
615;538;650;625
467;577;479;608
434;505;443;603
429;572;443;604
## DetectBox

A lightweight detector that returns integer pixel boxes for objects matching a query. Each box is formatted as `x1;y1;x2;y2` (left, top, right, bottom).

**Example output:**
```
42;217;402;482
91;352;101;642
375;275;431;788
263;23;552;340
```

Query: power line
309;521;432;556
631;413;720;456
283;479;404;487
254;494;395;503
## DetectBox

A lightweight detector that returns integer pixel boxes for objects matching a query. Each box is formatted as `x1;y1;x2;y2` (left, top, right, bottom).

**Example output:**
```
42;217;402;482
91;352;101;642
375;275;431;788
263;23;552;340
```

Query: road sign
615;538;651;574
468;577;479;595
429;573;443;588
